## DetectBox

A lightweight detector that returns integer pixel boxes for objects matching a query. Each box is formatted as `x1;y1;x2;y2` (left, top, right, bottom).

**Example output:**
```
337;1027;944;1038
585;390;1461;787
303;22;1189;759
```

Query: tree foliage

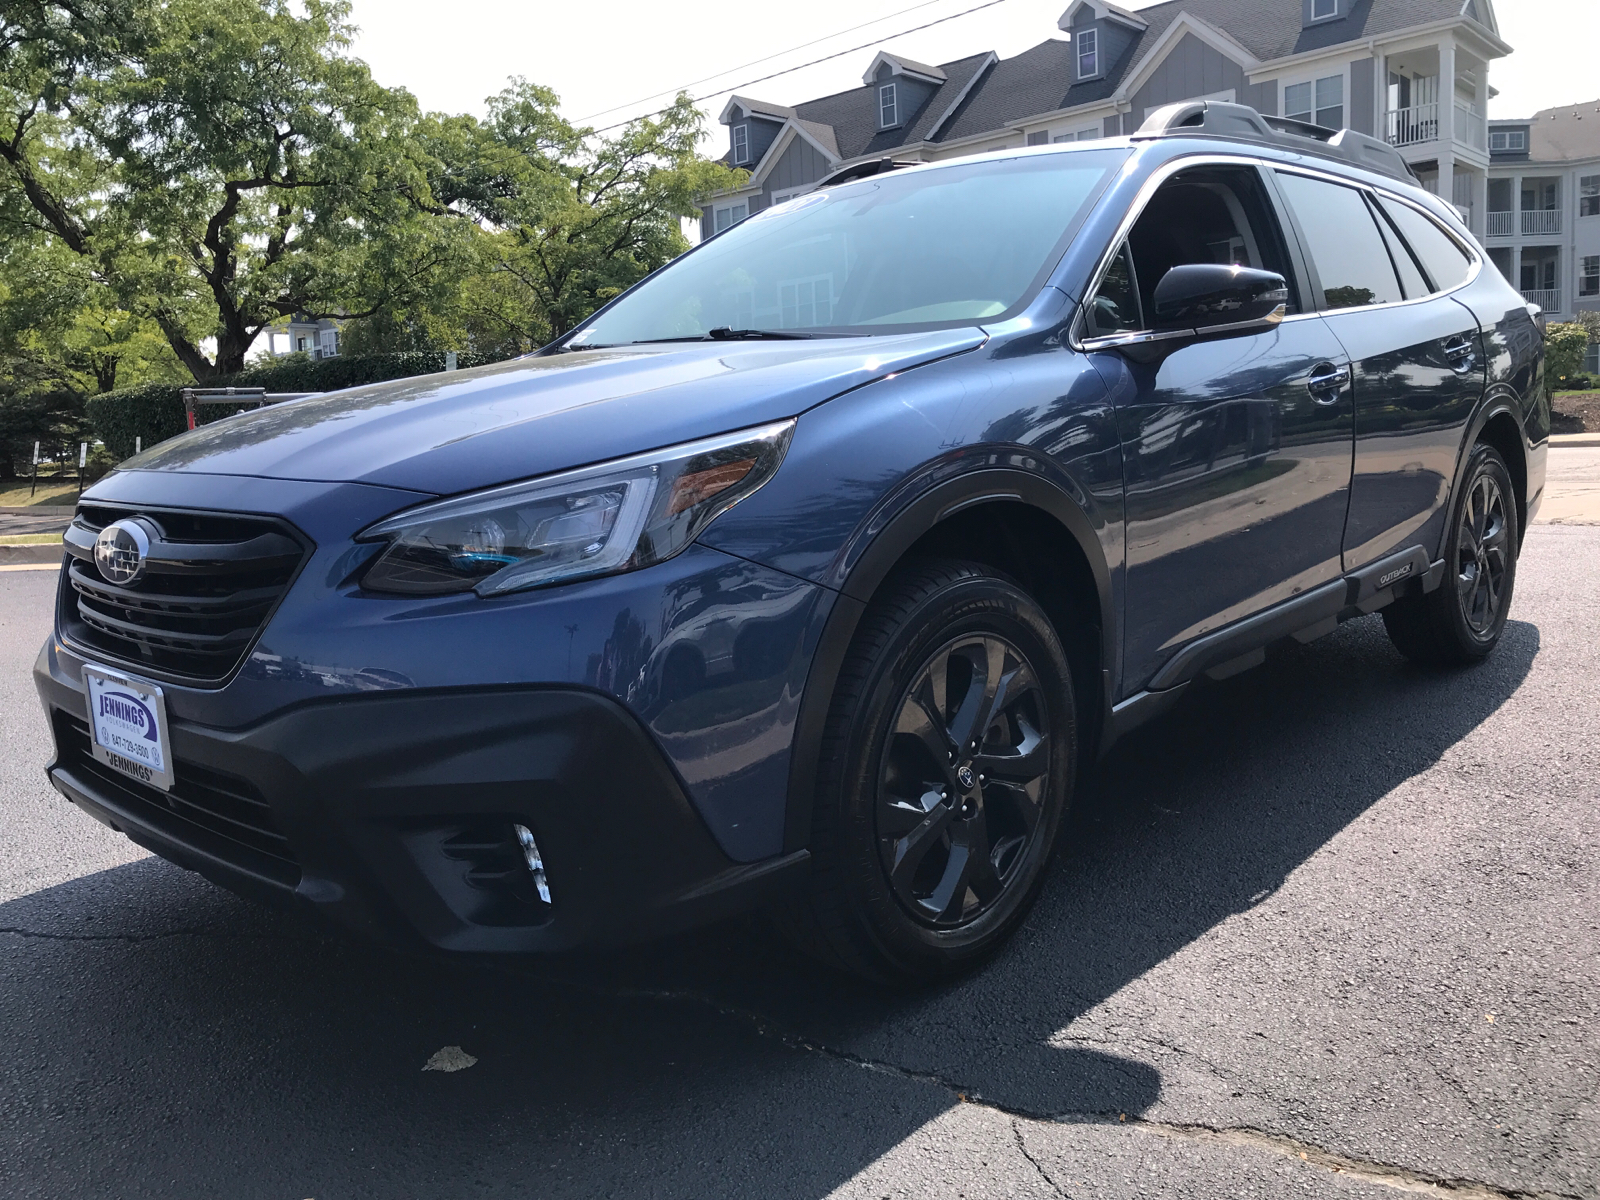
0;0;739;410
1545;322;1591;388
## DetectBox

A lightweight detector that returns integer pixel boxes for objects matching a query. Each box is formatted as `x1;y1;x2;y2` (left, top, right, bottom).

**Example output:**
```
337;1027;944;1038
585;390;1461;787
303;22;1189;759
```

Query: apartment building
1483;102;1600;351
704;0;1508;241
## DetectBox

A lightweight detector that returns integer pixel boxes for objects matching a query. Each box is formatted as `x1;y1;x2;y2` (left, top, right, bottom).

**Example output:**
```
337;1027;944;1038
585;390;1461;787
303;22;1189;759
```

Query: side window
1085;243;1142;338
1122;165;1300;321
1368;195;1429;299
1372;195;1473;293
1274;172;1402;309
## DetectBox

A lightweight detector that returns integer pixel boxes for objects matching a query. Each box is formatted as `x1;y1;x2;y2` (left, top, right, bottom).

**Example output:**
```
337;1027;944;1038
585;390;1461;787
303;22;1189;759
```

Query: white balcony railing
1522;209;1561;235
1521;288;1561;312
1386;102;1438;147
1485;211;1514;237
1455;103;1487;151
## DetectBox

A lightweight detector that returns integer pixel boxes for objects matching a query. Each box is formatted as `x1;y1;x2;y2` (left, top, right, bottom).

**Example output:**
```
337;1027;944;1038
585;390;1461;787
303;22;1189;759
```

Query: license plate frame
82;664;175;792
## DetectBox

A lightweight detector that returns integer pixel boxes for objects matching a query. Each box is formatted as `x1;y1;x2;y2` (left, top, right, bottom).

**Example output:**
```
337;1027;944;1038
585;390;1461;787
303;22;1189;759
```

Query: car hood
117;330;986;496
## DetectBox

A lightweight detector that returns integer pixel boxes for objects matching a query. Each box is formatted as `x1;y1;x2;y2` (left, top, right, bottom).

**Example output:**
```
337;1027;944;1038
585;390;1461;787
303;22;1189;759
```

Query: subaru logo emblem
94;519;153;586
957;764;976;790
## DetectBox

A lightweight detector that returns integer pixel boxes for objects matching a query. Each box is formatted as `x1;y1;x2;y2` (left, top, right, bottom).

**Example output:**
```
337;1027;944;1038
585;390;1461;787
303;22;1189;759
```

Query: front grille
60;504;309;684
54;711;300;887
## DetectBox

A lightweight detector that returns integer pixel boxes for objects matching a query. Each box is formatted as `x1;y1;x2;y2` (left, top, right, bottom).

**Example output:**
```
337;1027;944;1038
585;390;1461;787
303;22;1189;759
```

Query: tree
416;84;745;347
0;0;467;379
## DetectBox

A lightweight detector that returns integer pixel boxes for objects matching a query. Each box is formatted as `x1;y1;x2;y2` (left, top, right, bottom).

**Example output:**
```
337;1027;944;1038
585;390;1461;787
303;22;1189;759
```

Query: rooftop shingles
787;51;996;162
1518;101;1600;163
730;0;1496;167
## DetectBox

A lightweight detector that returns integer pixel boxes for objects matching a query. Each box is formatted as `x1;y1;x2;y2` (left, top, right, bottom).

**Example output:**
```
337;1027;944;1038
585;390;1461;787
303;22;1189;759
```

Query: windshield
568;149;1126;346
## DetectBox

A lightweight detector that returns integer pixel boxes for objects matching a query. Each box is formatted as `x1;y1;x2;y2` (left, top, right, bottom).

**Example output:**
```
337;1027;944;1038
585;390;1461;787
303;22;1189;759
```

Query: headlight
357;420;795;596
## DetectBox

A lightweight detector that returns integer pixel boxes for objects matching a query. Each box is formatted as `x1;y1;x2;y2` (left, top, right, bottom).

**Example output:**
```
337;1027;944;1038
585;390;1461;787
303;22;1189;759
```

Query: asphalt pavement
0;526;1596;1200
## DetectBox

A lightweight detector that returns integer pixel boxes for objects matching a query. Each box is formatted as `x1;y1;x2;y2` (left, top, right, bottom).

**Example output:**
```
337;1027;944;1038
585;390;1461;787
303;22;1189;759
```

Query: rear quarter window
1374;196;1473;293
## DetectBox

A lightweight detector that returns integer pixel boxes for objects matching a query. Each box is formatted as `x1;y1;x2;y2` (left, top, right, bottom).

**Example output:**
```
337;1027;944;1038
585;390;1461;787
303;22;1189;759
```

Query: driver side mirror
1151;264;1289;334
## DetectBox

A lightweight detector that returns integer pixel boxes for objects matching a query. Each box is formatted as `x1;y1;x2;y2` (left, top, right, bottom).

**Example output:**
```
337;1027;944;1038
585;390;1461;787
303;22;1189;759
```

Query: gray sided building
703;0;1508;244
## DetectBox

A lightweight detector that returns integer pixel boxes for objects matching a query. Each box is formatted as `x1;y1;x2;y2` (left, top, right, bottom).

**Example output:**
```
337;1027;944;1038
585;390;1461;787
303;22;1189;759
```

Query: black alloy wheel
780;559;1076;984
1455;469;1511;636
1383;441;1518;666
878;634;1052;927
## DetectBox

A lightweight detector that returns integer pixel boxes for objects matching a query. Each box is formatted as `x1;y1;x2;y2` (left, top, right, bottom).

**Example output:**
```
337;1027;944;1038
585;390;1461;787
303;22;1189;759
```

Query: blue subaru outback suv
37;103;1546;983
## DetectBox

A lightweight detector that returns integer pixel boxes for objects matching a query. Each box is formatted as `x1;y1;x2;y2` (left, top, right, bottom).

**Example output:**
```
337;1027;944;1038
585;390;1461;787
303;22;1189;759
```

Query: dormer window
732;123;749;163
1311;0;1337;17
1077;28;1098;78
1489;130;1526;152
879;83;897;128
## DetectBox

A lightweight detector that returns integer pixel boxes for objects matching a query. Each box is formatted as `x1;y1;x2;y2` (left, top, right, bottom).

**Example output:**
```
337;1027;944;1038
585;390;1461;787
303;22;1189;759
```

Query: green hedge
87;350;513;460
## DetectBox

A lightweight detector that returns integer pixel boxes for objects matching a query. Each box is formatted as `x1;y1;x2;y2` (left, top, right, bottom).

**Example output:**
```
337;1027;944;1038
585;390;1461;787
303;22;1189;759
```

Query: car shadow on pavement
0;614;1538;1199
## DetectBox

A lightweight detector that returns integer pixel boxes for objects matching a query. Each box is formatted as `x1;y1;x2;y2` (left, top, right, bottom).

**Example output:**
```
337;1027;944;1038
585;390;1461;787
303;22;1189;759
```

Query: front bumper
36;662;807;953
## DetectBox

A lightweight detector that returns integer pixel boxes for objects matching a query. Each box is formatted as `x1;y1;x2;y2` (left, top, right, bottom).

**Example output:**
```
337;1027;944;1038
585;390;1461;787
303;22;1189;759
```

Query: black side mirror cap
1151;264;1289;332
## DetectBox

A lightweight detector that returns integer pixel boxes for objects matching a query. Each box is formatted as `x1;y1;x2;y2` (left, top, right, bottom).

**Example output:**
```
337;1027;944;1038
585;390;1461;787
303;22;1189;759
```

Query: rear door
1082;161;1355;693
1271;170;1485;570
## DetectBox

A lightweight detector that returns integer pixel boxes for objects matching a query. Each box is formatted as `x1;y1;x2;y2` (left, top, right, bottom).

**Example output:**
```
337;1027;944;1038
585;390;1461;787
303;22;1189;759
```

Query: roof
787;50;997;161
725;0;1502;173
863;51;948;84
1516;100;1600;163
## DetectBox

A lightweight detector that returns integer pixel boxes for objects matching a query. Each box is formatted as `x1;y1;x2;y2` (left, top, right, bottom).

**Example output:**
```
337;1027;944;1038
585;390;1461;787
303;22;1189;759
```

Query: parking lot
1;523;1596;1200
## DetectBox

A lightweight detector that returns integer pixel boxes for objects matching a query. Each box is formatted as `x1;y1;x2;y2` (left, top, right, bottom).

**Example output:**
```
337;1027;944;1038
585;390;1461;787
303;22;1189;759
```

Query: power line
574;0;953;123
587;0;1015;135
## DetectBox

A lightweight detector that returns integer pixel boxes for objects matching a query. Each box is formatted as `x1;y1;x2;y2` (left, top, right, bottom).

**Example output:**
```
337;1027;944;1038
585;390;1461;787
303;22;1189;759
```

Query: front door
1083;163;1356;693
1270;171;1485;570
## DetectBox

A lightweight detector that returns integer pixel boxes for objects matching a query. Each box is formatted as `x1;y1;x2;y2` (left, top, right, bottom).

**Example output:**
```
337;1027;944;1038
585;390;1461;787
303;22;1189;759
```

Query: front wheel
1383;442;1519;666
781;560;1076;985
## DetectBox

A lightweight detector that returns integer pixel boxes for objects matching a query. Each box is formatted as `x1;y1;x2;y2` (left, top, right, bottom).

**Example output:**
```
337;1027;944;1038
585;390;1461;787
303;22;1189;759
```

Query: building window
713;203;747;233
1077;28;1098;77
779;276;834;328
1586;343;1600;375
1582;175;1600;217
1027;131;1048;146
879;83;897;127
1489;129;1526;152
1285;75;1344;128
732;124;748;163
1582;256;1600;298
1311;0;1337;18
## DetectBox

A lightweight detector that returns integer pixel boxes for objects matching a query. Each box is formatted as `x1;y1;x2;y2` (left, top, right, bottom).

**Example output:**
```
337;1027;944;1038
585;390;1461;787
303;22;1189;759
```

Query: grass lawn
1552;390;1600;435
0;533;64;545
0;481;81;508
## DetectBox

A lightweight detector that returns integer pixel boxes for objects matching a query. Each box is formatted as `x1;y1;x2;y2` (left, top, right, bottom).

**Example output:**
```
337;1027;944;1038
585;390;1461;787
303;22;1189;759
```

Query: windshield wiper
707;327;813;340
628;328;816;345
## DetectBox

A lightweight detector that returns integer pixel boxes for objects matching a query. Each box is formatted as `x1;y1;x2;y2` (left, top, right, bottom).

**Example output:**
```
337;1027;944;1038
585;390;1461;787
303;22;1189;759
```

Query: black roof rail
815;157;921;189
1133;100;1418;186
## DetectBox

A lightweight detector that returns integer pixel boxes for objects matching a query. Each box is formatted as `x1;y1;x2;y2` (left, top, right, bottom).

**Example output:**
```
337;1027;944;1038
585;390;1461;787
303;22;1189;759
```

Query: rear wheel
1383;442;1518;666
782;560;1076;984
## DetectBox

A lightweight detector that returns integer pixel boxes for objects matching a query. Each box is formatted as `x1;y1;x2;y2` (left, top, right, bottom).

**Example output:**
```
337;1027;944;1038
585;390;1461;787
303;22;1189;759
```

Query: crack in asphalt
564;979;1583;1200
1009;1117;1069;1198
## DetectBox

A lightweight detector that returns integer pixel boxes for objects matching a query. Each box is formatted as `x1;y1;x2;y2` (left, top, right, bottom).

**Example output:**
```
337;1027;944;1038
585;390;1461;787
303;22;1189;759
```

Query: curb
0;544;64;565
0;505;76;515
1550;434;1600;448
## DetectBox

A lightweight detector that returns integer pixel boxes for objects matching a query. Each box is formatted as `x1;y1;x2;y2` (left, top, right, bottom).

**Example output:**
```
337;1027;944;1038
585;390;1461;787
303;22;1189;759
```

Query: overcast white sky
345;0;1600;133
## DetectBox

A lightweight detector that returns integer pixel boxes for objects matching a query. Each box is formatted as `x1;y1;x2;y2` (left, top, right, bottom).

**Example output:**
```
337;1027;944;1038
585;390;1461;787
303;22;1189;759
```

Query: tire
1383;442;1519;666
781;559;1077;985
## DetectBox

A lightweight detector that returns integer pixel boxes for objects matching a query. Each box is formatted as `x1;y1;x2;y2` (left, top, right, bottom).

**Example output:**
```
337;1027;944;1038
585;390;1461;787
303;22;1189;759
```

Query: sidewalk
1538;444;1600;526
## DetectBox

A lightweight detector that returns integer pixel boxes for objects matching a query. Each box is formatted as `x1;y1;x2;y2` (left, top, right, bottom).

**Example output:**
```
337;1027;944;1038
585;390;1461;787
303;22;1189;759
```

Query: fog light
513;824;552;904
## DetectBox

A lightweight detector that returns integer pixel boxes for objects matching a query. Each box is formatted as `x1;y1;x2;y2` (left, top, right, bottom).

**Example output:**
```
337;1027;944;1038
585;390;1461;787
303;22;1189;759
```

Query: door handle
1306;362;1351;404
1443;334;1476;373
